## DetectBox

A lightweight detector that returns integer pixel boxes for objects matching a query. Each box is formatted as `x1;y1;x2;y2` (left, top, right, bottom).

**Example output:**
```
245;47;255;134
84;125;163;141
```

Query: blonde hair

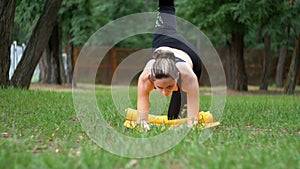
151;49;179;80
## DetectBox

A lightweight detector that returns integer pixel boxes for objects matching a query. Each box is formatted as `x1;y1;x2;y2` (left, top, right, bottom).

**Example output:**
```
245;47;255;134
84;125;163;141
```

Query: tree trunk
0;0;16;88
284;34;300;94
260;32;272;90
10;0;62;89
276;46;288;88
66;33;75;84
276;0;293;88
226;41;233;89
39;48;51;83
231;24;248;91
50;23;65;84
39;24;64;84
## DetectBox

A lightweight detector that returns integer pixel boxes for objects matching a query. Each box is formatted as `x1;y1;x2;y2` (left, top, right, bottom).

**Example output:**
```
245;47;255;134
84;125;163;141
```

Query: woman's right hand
139;120;151;131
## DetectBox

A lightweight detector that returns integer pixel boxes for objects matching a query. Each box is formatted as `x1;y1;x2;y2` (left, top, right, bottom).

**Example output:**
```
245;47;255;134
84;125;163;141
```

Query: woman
137;0;202;130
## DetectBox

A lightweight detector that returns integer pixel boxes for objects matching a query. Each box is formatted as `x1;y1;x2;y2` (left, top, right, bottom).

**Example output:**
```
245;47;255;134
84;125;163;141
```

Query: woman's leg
153;1;202;81
168;90;187;120
152;0;177;49
152;0;188;120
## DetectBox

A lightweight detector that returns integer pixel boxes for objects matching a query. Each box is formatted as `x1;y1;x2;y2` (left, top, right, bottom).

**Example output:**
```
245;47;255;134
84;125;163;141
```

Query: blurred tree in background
0;0;299;93
177;0;300;92
0;0;16;88
10;0;62;88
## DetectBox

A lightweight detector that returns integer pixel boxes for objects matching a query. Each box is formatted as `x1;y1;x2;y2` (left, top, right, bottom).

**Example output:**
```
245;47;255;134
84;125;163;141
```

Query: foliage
58;0;96;46
93;0;155;20
177;0;240;47
91;0;157;48
13;0;158;47
14;0;45;44
12;0;300;49
242;0;297;50
15;0;97;46
0;87;300;168
176;0;300;51
290;0;300;39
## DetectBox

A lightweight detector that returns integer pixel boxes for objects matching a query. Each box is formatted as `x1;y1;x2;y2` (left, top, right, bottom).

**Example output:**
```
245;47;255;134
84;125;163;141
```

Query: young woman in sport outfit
137;0;202;130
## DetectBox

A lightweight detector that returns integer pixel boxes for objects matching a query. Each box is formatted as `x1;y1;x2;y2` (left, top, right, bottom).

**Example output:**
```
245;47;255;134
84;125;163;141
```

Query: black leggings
152;0;202;119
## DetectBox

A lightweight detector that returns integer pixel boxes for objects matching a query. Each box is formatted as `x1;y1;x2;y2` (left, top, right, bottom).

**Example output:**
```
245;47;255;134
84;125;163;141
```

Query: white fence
10;41;40;82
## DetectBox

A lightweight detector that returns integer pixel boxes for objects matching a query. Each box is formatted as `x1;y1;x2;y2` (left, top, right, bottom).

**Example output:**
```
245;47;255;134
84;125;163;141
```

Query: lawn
0;86;299;169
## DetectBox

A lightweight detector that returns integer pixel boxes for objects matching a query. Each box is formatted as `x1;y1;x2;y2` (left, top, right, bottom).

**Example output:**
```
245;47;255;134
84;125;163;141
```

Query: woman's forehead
153;77;176;86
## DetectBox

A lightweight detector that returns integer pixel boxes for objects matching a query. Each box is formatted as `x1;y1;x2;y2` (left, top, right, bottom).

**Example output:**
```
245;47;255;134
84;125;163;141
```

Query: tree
13;0;94;86
14;0;65;85
228;0;288;90
276;0;297;88
276;26;290;88
10;0;156;88
284;34;300;94
59;0;96;84
284;0;300;94
0;0;16;88
177;0;248;91
231;22;248;91
258;1;290;90
260;31;272;90
11;0;62;89
39;23;65;84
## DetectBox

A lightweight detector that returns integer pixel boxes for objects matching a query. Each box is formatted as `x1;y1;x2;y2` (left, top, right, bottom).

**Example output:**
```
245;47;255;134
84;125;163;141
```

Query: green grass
1;87;300;169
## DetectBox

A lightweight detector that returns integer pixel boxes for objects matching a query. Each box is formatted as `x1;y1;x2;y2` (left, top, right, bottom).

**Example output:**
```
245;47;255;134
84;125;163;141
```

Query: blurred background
1;0;300;93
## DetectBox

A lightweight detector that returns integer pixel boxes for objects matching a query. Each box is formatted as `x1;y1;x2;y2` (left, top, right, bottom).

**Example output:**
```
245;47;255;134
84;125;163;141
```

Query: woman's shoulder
139;61;155;87
138;69;154;92
176;62;196;80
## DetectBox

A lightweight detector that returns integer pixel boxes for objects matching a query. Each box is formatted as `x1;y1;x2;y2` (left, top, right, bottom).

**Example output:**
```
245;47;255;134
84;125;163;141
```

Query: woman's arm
137;60;155;124
176;62;199;124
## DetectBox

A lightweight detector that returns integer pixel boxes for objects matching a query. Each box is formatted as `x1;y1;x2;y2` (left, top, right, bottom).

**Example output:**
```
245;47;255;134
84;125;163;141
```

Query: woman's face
153;77;177;96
